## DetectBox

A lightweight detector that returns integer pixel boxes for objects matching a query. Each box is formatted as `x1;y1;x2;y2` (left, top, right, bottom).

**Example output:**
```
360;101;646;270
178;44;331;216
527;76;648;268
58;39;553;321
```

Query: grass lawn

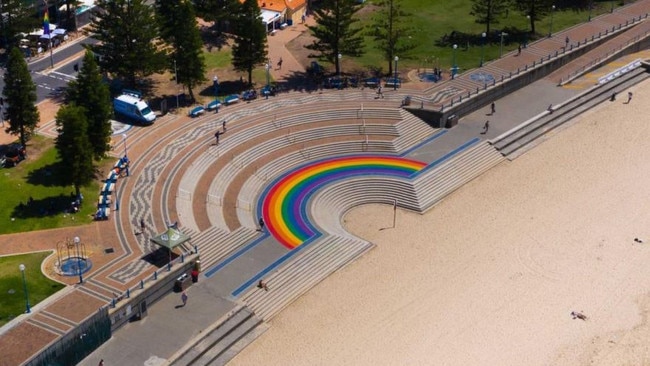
346;0;620;74
0;251;65;327
0;136;101;235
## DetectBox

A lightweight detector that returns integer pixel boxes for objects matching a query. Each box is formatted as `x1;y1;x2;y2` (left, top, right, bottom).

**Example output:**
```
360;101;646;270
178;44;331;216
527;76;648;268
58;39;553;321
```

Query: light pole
338;53;343;89
480;32;486;67
174;59;179;109
265;61;271;88
122;133;127;158
19;264;31;313
393;55;399;90
549;5;556;38
525;15;530;47
451;44;457;79
74;236;83;284
500;32;508;58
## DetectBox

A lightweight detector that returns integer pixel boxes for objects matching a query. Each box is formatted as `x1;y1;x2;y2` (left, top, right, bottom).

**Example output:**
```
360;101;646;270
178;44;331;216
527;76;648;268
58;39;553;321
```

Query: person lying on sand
571;311;587;321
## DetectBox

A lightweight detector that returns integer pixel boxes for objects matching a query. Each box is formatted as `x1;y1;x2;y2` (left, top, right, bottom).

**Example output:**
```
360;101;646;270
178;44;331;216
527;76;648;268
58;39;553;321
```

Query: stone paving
2;3;650;365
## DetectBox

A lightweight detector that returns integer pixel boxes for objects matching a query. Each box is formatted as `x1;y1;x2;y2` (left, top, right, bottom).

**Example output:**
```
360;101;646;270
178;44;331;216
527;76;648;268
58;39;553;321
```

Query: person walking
258;217;265;231
490;102;495;115
222;120;227;133
140;218;145;232
377;85;384;99
181;290;188;306
481;120;490;134
517;44;522;56
565;36;570;49
627;91;633;104
214;130;220;145
277;57;283;70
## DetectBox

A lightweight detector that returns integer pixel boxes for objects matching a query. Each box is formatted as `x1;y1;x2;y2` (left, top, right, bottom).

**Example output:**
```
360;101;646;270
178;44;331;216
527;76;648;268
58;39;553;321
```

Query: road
0;36;98;103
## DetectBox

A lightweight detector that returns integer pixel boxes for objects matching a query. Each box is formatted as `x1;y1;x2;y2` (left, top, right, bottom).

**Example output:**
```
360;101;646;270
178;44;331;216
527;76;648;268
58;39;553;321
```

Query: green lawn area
0;136;100;235
348;0;620;74
0;251;65;327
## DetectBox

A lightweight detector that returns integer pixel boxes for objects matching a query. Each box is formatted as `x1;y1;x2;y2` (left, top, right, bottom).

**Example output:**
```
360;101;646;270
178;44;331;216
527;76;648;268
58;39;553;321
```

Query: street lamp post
19;264;31;313
337;53;342;89
525;15;530;47
122;133;127;158
549;5;556;37
480;32;486;67
174;59;179;109
451;44;458;79
74;236;83;284
393;56;399;90
500;32;508;58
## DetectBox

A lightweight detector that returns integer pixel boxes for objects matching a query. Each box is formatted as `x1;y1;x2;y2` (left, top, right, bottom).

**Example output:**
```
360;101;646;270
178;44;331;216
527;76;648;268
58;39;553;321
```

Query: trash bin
174;273;191;292
191;269;199;283
445;114;458;128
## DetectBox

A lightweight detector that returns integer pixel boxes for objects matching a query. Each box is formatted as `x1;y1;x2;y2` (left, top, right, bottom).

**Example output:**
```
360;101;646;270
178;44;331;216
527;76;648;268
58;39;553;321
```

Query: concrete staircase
493;65;650;158
168;305;267;366
240;235;373;321
414;141;505;211
195;226;260;270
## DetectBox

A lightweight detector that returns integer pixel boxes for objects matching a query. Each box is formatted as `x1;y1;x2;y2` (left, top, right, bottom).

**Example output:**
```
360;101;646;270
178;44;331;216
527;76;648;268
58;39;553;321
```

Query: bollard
140;280;144;289
154;271;158;280
181;254;185;263
168;262;171;271
126;289;130;298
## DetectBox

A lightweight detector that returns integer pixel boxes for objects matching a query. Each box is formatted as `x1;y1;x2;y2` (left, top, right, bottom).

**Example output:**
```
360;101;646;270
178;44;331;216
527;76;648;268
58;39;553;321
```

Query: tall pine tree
231;0;267;86
65;50;113;160
0;0;39;48
369;0;416;75
306;0;364;75
194;0;240;32
55;105;95;198
88;0;166;88
156;0;206;102
515;0;555;35
470;0;510;34
2;47;39;151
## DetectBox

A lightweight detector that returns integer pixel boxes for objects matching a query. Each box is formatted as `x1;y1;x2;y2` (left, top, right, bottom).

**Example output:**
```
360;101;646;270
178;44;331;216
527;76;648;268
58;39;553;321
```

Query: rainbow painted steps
260;155;427;249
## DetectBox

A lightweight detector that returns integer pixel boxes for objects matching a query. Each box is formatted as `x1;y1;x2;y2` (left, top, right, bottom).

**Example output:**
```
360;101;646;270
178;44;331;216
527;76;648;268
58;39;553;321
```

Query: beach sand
230;79;650;366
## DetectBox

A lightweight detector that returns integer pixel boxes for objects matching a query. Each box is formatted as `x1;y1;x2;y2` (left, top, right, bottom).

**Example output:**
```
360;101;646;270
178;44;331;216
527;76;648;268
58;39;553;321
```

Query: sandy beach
229;78;650;366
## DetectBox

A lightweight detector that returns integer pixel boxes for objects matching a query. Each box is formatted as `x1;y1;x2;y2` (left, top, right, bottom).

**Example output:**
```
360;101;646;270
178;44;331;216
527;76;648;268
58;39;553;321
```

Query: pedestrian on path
258;280;269;291
98;360;104;366
490;102;495;115
517;44;521;56
277;57;283;70
626;91;633;104
181;290;188;306
301;13;306;23
214;130;220;145
258;217;265;231
222;120;227;133
140;218;145;232
565;36;570;48
481;120;490;134
377;85;384;99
